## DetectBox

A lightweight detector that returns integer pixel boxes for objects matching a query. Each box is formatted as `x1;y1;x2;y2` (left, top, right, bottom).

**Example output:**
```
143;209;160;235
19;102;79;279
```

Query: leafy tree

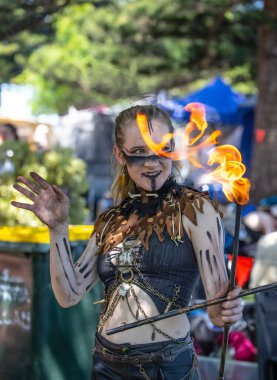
2;0;261;113
0;0;108;82
0;141;89;225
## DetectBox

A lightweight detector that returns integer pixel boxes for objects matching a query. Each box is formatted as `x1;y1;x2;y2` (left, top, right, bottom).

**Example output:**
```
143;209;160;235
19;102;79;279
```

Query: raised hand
11;172;69;229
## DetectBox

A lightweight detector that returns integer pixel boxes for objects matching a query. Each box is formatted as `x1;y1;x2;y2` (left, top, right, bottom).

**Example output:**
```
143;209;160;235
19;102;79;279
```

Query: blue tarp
177;77;246;124
156;77;255;174
155;77;255;194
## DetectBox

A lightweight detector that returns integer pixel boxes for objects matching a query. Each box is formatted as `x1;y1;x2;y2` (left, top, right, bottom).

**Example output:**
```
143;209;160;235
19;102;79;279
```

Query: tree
0;0;107;82
0;141;89;225
2;0;261;113
250;0;277;202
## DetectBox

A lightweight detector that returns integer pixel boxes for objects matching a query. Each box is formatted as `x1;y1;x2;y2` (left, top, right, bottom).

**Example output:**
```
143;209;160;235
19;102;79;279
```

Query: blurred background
0;1;276;379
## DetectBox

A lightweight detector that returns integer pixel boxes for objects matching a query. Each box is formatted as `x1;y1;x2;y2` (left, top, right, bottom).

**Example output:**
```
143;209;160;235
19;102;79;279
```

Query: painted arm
49;224;99;308
11;172;99;308
182;198;242;327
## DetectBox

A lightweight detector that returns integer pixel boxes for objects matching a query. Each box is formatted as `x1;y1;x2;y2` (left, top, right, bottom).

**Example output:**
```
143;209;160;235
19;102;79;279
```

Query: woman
12;105;243;380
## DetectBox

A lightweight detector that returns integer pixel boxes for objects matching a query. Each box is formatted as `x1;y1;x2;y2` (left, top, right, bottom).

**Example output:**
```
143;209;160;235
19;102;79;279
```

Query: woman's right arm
49;224;99;308
12;172;99;308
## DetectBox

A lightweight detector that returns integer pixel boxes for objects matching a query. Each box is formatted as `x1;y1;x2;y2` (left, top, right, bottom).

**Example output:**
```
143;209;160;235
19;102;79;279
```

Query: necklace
93;182;220;256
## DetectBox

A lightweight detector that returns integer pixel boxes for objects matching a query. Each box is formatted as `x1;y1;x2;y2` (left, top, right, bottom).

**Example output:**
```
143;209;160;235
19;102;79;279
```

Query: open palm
11;172;69;229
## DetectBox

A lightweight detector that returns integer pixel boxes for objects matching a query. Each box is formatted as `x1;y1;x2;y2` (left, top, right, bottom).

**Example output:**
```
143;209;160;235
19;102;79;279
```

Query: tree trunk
250;0;277;204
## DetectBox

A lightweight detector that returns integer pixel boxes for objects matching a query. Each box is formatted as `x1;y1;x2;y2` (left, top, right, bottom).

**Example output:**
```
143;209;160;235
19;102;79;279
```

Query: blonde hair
111;104;181;205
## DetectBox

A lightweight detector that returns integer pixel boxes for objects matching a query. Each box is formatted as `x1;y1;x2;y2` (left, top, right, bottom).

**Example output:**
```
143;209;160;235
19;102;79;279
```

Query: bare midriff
99;284;190;344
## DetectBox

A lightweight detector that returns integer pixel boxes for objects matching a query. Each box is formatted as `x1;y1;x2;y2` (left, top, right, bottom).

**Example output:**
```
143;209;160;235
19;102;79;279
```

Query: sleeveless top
97;229;199;314
93;181;221;315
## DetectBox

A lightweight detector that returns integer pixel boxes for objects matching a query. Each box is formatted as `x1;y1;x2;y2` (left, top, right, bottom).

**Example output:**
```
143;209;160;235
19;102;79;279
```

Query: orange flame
206;145;250;204
136;102;250;205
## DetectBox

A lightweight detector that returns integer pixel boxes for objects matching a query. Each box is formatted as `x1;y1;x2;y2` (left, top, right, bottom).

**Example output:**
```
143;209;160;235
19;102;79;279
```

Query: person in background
0;123;19;144
0;123;19;175
11;105;243;380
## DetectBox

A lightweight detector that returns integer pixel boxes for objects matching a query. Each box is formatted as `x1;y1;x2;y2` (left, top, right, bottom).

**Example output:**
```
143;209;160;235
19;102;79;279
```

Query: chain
130;286;187;345
97;236;184;344
98;288;120;331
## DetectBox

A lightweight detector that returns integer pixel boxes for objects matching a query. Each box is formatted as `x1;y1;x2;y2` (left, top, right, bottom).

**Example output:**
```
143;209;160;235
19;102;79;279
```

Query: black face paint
150;176;157;191
122;151;163;166
122;150;170;166
141;171;161;191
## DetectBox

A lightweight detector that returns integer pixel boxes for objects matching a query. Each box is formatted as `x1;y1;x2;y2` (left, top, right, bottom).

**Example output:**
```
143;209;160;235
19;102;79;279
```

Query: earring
120;165;126;186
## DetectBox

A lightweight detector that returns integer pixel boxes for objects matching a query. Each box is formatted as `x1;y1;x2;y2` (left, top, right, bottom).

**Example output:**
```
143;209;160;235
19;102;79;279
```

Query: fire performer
12;105;243;380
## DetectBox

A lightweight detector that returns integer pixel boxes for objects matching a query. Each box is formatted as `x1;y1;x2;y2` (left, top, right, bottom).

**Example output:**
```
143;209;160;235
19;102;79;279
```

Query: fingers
227;286;242;300
52;185;68;201
30;172;51;190
214;281;229;298
15;172;53;195
16;176;42;195
13;183;37;202
222;286;242;309
221;286;243;323
11;201;33;212
221;305;242;317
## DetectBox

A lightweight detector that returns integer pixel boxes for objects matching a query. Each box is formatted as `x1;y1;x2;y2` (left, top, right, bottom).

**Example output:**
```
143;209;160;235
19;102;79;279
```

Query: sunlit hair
112;104;181;205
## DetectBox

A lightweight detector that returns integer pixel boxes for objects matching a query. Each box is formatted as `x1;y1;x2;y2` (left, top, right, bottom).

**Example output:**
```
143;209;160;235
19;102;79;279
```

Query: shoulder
91;206;118;237
178;185;222;225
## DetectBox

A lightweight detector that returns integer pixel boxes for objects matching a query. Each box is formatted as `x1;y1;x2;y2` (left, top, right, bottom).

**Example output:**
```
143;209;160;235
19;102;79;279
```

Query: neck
121;177;176;217
130;177;173;202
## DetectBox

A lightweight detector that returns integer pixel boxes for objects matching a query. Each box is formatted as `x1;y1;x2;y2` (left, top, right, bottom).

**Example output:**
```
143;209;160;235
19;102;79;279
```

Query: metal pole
218;204;241;380
106;281;277;335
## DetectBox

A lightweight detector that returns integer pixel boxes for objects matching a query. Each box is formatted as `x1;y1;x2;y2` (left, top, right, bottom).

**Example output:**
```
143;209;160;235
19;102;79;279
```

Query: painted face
115;119;173;192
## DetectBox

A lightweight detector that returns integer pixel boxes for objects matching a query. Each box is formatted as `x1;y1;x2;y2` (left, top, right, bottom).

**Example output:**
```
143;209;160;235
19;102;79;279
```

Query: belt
94;333;193;365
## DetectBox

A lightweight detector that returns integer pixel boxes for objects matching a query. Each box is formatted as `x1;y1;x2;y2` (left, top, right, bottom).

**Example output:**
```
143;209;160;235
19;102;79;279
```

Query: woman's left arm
182;198;243;327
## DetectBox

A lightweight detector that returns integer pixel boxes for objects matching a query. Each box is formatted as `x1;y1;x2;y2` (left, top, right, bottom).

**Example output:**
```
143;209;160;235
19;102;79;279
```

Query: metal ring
120;268;134;284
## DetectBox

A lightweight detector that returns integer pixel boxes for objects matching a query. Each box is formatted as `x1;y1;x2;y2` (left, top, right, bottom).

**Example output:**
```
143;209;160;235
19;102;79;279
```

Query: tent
177;76;246;124
156;77;255;177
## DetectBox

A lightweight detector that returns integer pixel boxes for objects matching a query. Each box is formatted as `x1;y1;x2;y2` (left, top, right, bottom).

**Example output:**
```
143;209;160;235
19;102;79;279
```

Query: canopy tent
155;77;255;178
154;77;256;206
176;76;246;124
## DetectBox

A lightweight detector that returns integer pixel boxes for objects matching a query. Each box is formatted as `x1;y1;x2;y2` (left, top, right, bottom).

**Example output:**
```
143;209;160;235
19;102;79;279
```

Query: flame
184;103;208;145
136;102;250;205
206;145;250;204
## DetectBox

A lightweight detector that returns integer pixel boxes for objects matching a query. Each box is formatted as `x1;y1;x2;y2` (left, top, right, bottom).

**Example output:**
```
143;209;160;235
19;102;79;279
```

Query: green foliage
1;0;262;112
0;141;89;226
0;0;105;82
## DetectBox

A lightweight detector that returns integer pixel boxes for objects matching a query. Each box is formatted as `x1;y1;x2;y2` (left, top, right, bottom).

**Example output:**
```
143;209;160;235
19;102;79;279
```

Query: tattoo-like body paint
206;249;213;275
79;263;89;273
63;237;76;272
213;255;222;286
56;243;79;295
216;217;222;238
84;269;93;279
206;230;213;244
200;249;203;269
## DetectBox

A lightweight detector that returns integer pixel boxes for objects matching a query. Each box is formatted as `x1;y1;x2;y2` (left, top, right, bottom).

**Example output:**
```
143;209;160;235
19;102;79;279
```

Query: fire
136;102;250;205
206;145;250;204
183;103;208;145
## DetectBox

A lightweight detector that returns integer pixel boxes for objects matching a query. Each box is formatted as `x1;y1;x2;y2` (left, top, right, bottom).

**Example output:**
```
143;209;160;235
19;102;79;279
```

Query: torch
205;143;250;379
